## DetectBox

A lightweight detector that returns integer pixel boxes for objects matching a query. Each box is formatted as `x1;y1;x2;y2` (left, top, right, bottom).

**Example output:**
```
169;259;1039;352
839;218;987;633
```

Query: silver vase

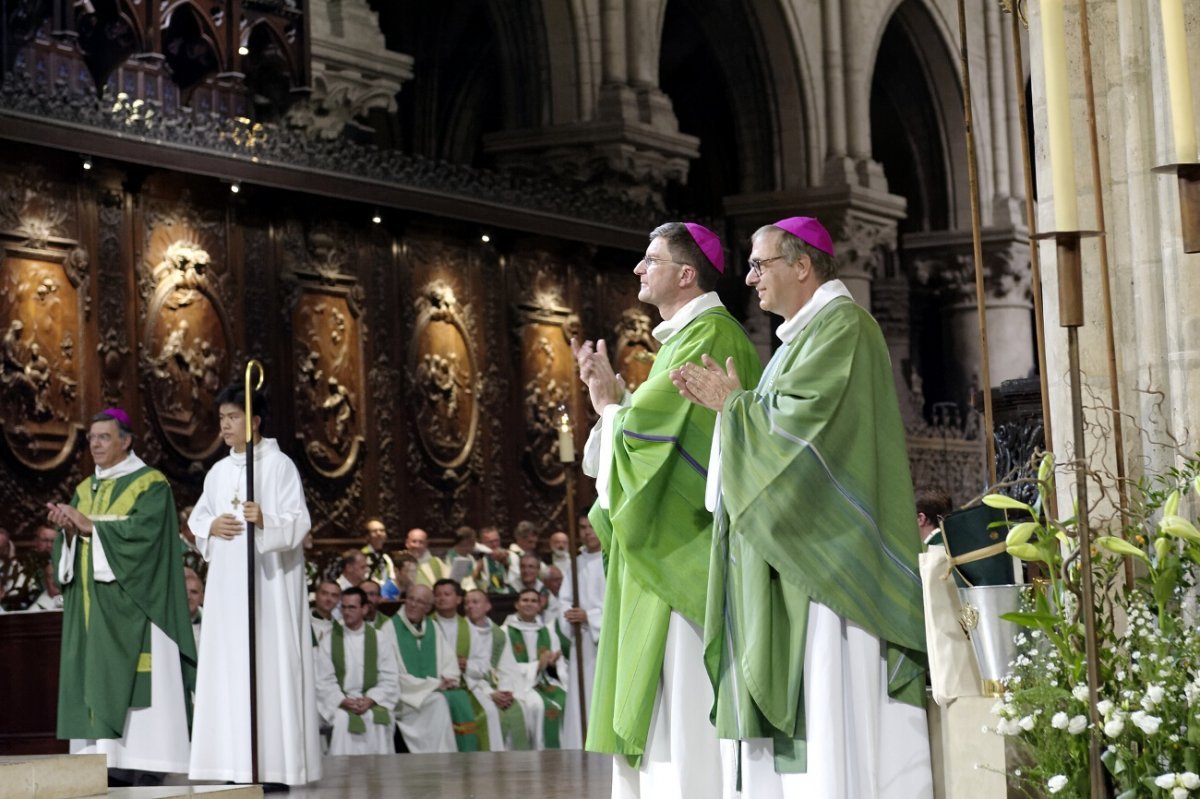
957;584;1024;696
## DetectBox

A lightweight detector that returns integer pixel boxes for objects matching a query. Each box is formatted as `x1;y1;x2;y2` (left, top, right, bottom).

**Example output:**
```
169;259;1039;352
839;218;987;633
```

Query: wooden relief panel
613;307;655;391
408;279;479;471
0;168;88;470
287;230;366;479
139;212;232;460
512;255;580;488
0;249;88;469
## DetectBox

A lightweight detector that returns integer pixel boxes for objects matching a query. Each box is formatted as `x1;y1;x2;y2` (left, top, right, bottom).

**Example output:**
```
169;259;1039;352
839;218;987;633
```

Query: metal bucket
957;584;1024;696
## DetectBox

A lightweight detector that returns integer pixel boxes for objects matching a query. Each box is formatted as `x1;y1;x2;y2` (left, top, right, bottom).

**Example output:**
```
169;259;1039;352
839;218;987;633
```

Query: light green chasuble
705;295;927;773
55;466;197;740
587;303;762;762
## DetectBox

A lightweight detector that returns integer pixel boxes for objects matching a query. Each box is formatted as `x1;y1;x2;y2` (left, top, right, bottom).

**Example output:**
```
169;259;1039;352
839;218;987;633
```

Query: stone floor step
0;754;106;799
87;787;262;799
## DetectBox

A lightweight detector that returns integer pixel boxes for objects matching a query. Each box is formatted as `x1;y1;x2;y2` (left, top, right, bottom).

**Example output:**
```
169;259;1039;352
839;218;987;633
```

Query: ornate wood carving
96;192;128;409
512;255;580;489
612;307;655;392
283;227;366;479
0;169;87;470
138;204;232;461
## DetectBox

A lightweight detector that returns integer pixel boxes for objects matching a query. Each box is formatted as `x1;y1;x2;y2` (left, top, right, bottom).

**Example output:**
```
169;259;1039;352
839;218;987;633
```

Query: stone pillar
285;0;413;140
905;229;1034;411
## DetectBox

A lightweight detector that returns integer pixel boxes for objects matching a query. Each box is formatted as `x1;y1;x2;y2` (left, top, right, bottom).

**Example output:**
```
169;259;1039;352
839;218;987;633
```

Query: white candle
558;427;575;463
1162;0;1198;163
1040;0;1079;230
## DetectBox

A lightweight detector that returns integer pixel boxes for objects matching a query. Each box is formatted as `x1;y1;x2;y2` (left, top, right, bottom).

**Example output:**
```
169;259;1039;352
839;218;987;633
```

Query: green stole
330;623;390;732
392;614;483;751
55;466;197;740
451;615;491;751
586;306;762;763
508;625;566;749
484;625;530;751
704;297;927;774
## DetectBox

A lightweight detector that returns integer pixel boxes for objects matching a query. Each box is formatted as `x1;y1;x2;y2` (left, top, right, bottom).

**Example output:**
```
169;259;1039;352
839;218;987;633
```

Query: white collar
776;280;854;343
95;451;147;481
228;437;280;465
652;292;724;343
505;614;546;632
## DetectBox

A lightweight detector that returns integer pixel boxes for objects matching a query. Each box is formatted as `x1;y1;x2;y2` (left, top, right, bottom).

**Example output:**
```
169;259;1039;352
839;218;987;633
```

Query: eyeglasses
638;255;685;268
86;433;114;443
747;255;786;278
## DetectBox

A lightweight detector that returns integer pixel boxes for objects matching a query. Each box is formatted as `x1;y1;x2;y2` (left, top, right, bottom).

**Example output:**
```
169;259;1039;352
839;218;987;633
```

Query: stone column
905;229;1034;411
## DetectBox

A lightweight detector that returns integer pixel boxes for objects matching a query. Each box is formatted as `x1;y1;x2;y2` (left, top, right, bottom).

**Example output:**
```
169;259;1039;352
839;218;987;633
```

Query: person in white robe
311;579;341;645
388;584;459;753
314;587;400;755
504;589;566;750
558;517;606;749
462;589;538;750
548;531;572;576
188;385;322;787
405;528;448;587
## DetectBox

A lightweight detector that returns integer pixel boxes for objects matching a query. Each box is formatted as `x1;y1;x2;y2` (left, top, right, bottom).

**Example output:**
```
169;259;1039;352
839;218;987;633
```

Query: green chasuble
704;295;927;773
391;615;483;751
56;465;197;740
587;304;762;761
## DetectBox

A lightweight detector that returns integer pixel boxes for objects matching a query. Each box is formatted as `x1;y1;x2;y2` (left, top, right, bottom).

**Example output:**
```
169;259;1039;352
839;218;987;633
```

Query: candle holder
1032;227;1108;798
1152;164;1200;254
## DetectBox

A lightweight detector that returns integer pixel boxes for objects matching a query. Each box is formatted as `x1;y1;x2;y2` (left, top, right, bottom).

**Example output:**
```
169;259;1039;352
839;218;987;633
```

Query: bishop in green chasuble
48;409;195;773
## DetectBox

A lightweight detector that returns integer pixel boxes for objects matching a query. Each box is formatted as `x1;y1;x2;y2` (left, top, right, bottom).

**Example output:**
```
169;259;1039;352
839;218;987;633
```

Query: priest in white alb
462;589;534;751
315;587;400;755
188;384;323;788
559;514;606;749
389;583;459;753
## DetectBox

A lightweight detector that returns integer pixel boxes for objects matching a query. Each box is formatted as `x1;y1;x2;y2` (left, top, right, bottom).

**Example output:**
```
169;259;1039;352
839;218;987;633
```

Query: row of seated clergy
313;583;566;754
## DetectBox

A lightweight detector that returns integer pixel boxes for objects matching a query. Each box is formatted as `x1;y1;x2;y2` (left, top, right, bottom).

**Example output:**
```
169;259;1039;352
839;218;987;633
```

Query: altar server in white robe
315;588;400;755
389;584;459;753
188;384;322;787
559;516;606;749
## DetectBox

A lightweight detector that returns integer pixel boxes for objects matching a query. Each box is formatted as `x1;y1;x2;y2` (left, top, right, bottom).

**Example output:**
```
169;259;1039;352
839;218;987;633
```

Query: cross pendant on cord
231;496;242;509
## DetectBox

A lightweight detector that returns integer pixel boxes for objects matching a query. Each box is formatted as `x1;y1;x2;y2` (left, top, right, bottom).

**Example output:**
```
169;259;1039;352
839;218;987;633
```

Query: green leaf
1000;610;1058;628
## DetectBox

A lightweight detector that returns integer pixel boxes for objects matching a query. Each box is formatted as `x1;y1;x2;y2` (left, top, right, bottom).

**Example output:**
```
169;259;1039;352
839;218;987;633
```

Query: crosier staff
243;359;264;785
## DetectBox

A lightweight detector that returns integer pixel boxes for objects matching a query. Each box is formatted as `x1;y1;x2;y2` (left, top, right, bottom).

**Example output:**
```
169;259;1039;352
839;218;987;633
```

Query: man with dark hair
45;408;195;784
314;586;400;755
572;221;762;794
188;383;322;788
916;489;953;546
505;520;545;588
673;216;932;796
504;587;566;750
312;579;342;643
361;518;394;583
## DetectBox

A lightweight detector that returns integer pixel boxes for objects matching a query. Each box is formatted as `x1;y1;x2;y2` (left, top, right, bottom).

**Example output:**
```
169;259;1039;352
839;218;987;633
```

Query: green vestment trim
453;615;491;751
704;297;927;774
392;615;482;751
509;625;566;749
55;467;197;741
331;623;389;732
586;306;762;762
487;626;529;751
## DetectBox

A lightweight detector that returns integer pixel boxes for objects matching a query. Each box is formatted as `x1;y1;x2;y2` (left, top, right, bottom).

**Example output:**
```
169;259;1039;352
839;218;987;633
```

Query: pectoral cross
232;495;242;509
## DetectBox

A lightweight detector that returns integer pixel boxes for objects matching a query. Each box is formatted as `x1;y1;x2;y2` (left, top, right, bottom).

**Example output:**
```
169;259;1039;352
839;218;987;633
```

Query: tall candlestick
1040;0;1080;230
1162;0;1198;164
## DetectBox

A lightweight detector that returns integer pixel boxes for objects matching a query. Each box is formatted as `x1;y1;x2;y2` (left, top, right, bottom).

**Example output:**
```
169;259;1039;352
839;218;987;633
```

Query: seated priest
405;528;448;587
462;589;533;752
311;579;341;644
315;587;400;755
504;588;567;749
387;584;460;753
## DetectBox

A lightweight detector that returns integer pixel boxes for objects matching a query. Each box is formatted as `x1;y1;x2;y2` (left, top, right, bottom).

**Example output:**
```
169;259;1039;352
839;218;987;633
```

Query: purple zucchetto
683;222;725;274
99;407;132;430
773;216;835;257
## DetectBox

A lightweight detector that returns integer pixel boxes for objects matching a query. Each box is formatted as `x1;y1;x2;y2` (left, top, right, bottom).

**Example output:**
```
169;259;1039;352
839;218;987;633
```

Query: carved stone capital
484;118;700;210
288;0;413;140
905;228;1032;306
